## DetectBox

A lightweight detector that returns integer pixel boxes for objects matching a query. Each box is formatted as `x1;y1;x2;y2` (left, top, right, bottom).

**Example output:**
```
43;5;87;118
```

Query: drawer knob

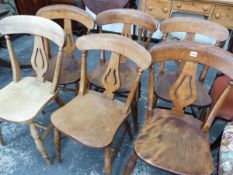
203;6;209;12
177;3;182;8
148;6;152;11
163;8;168;13
215;13;221;19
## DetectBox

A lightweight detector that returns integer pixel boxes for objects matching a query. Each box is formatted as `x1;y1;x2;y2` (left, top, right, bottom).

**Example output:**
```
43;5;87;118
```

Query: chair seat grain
134;108;214;175
156;72;212;107
44;55;81;84
51;90;130;148
0;77;55;123
88;62;138;92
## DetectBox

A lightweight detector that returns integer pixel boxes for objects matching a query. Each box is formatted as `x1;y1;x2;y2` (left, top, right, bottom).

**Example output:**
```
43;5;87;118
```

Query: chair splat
31;35;49;82
63;18;75;57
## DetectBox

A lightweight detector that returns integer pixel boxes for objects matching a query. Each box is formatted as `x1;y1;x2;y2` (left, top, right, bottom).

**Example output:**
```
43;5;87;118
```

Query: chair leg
131;99;138;133
0;126;3;145
55;96;64;107
105;146;112;175
29;122;51;165
124;121;133;140
124;151;138;175
54;127;61;162
199;107;208;121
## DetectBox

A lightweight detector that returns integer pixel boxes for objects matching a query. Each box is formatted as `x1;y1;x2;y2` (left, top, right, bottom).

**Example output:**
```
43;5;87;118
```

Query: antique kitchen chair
155;17;229;118
0;15;65;165
88;9;157;132
124;41;233;175
51;33;151;174
36;4;95;92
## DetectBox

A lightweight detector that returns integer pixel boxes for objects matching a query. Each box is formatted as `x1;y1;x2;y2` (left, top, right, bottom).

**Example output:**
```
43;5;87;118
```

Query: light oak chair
0;15;66;165
51;33;151;174
36;4;95;92
88;9;157;132
124;41;233;175
155;17;229;118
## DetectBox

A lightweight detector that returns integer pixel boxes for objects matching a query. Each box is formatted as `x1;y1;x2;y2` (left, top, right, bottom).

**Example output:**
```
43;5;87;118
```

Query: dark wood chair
88;9;157;132
155;17;229;118
0;15;66;164
36;5;94;92
51;33;151;174
124;41;233;175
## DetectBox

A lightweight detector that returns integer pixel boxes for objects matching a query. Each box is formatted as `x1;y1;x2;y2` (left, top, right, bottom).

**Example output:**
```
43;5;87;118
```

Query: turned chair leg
105;146;112;175
124;152;138;175
131;98;138;133
124;121;133;140
55;96;64;107
54;127;61;162
29;122;51;165
0;127;4;145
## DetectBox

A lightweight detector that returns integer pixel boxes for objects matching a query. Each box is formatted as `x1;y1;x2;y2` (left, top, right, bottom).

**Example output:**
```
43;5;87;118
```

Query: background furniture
37;5;94;91
51;34;151;175
140;0;233;29
124;41;233;175
0;15;65;165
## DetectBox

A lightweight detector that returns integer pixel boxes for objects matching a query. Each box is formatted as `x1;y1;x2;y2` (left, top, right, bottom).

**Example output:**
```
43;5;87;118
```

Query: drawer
210;5;233;29
145;0;172;19
174;1;212;14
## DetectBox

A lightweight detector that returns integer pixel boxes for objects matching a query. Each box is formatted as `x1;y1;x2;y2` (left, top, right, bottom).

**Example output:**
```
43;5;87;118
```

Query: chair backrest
159;17;229;81
37;4;95;57
149;41;233;132
96;8;157;63
0;15;66;93
76;33;151;112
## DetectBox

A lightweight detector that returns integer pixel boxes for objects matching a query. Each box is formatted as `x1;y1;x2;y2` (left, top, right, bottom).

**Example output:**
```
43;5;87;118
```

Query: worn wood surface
37;5;94;85
52;90;130;148
135;108;214;175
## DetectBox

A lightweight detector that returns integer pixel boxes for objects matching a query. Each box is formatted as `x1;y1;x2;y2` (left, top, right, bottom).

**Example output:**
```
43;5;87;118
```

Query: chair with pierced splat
51;33;151;174
0;15;65;164
124;41;233;175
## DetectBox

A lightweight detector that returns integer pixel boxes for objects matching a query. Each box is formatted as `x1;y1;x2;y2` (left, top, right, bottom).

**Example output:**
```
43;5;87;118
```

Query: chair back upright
159;17;229;81
149;41;233;132
96;8;157;63
0;15;66;93
76;33;151;113
37;4;95;57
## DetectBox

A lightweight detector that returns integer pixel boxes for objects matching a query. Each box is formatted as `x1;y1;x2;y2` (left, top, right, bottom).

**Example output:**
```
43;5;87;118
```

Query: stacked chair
0;4;232;175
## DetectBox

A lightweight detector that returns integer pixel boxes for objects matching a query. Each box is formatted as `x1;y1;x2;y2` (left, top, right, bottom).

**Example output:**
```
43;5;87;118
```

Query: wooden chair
124;41;233;175
36;4;95;91
51;33;151;174
155;17;229;116
0;15;66;165
88;9;157;132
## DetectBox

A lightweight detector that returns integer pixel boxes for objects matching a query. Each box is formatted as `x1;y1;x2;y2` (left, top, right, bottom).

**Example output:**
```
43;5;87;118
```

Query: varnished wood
51;34;151;172
0;15;66;164
135;109;214;175
125;41;233;175
37;4;95;85
54;127;61;162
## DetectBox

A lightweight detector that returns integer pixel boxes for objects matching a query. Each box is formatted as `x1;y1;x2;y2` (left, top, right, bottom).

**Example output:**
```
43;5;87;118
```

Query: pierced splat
120;24;132;63
102;52;121;99
169;61;198;113
31;35;49;82
64;19;75;57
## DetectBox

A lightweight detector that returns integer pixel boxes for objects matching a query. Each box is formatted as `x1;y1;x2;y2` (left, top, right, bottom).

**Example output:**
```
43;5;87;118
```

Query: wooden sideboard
140;0;233;29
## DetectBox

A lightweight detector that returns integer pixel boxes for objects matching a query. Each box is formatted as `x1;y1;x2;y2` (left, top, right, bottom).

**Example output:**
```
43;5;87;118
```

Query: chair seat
44;55;81;84
134;108;214;175
51;90;130;148
155;73;212;107
0;77;55;123
88;62;138;92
